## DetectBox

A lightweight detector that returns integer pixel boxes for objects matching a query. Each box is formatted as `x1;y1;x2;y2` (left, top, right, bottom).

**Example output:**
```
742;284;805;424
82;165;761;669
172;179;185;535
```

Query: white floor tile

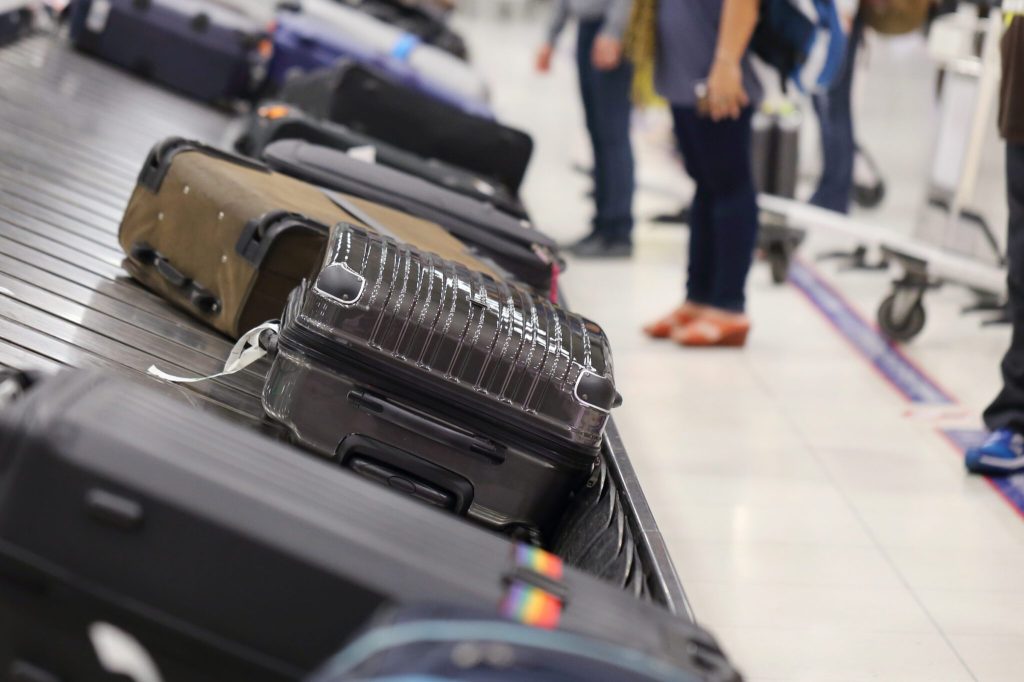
916;590;1024;638
851;491;1024;551
948;634;1024;682
684;582;937;633
667;539;905;589
887;545;1024;593
712;627;974;682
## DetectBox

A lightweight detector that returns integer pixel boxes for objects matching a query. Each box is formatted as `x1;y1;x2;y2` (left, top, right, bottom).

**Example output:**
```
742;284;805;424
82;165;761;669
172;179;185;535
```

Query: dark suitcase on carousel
235;103;530;220
308;604;742;682
0;369;705;682
278;61;533;194
119;137;494;339
69;0;268;103
266;4;490;116
262;139;556;293
262;223;620;539
0;1;32;47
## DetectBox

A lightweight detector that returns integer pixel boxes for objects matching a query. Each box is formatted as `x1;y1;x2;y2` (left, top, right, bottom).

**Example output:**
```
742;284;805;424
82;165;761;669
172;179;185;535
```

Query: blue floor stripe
788;261;955;405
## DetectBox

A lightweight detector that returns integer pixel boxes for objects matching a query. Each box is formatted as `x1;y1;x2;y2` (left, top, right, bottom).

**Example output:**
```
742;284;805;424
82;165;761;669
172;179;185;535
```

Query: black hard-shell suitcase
235;103;530;220
69;0;267;104
309;604;742;682
262;224;620;538
263;139;557;293
0;370;701;682
278;61;533;195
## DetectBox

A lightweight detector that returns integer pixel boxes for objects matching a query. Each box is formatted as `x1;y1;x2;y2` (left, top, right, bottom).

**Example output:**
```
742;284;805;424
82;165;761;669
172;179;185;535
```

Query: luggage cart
874;2;1007;341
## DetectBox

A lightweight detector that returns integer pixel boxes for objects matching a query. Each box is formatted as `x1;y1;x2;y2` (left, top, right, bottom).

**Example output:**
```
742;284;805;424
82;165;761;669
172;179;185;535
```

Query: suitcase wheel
190;12;210;32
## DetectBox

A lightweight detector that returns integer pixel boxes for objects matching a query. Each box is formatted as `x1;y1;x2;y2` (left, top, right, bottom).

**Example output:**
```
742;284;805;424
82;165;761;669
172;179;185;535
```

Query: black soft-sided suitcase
0;370;704;682
262;139;557;294
0;1;32;47
235;103;530;220
69;0;267;103
262;224;619;539
278;61;533;195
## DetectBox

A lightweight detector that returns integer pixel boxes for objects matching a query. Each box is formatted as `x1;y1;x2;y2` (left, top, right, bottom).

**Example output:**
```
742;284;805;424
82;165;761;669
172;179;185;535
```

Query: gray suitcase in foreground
0;369;701;682
262;223;620;539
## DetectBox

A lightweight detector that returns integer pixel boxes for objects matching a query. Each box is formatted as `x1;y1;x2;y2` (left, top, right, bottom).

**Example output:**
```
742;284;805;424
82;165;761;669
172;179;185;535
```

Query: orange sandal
643;304;705;339
671;317;750;347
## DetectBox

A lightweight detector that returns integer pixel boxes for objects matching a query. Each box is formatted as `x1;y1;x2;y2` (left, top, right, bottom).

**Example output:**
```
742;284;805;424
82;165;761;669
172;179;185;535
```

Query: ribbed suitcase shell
0;370;709;682
274;223;618;452
263;225;618;534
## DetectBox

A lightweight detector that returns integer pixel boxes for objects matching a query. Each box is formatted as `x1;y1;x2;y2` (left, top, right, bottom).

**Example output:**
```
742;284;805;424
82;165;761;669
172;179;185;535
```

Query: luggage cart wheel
877;288;927;343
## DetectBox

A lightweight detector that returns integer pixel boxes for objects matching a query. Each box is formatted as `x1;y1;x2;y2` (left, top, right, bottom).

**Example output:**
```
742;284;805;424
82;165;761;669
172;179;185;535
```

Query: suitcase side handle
129;243;222;316
336;434;474;515
138;137;270;192
347;390;505;464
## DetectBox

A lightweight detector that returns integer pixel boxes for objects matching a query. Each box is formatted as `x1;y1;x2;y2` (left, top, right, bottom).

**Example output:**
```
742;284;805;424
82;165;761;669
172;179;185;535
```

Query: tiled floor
456;6;1024;681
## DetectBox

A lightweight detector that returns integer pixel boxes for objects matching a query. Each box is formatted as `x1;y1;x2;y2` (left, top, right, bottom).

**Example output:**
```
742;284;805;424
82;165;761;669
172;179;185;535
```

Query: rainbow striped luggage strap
499;544;569;630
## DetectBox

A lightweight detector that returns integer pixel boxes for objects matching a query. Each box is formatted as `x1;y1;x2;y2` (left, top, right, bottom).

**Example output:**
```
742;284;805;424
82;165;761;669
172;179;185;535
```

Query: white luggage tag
347;145;378;164
85;0;111;33
147;321;278;384
90;622;164;682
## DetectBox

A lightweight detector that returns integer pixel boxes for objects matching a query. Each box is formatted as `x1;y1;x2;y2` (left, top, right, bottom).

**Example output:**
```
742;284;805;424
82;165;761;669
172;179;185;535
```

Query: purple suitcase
267;8;491;118
69;0;268;104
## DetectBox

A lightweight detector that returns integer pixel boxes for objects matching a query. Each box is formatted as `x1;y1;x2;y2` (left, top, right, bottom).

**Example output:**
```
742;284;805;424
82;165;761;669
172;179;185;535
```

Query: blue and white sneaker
965;429;1024;476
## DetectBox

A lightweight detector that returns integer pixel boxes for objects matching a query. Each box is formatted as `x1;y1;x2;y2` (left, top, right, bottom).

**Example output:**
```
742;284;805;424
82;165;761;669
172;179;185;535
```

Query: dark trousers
671;106;760;312
985;143;1024;432
577;19;635;244
810;18;863;214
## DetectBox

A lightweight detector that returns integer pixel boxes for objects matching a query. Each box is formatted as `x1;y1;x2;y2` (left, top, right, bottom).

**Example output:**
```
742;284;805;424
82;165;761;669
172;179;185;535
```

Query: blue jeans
810;18;862;214
671;107;760;313
577;20;635;244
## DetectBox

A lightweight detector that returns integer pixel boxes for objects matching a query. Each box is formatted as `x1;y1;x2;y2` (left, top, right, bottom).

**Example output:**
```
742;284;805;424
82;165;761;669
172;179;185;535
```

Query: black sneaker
570;238;633;259
565;231;602;255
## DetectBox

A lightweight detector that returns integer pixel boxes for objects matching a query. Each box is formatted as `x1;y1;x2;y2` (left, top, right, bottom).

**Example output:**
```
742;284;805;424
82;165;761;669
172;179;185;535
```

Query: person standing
966;11;1024;475
642;0;762;347
537;0;636;258
810;10;863;214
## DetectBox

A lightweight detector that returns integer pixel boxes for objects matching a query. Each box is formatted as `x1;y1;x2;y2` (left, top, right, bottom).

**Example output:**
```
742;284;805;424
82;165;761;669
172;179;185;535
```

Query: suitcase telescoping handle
347;390;504;463
336;434;475;514
130;243;221;316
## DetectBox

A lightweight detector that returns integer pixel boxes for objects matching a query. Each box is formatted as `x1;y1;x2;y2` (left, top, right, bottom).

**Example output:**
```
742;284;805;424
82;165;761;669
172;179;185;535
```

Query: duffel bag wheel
877;293;926;343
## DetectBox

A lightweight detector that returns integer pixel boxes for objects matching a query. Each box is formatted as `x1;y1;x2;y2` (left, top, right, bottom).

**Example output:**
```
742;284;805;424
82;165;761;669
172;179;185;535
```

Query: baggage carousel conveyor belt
0;32;692;620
